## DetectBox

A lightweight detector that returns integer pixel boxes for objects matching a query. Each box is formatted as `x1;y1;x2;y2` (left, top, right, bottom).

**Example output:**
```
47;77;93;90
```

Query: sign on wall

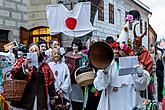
3;41;18;51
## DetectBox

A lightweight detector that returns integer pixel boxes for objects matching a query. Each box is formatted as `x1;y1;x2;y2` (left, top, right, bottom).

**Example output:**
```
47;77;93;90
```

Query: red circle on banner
65;17;77;30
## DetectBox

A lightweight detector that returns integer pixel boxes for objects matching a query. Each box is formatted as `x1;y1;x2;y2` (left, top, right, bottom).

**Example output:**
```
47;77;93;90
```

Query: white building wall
93;0;150;48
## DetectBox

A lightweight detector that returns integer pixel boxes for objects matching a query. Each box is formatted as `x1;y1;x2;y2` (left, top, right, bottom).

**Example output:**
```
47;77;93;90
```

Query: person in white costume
48;48;71;109
94;44;150;110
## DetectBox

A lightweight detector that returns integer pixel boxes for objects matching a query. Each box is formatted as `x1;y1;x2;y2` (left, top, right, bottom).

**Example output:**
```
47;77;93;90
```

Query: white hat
117;21;130;48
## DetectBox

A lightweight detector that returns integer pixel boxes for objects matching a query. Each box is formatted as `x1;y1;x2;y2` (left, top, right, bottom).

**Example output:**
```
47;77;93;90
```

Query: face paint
29;45;40;56
72;44;79;53
39;43;47;52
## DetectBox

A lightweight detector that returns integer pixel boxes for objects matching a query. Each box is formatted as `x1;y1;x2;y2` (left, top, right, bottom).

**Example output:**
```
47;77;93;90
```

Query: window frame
140;19;143;34
109;3;114;24
98;0;104;21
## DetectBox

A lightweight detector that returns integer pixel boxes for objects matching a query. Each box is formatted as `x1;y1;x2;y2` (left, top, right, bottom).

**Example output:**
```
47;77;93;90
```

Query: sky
139;0;165;40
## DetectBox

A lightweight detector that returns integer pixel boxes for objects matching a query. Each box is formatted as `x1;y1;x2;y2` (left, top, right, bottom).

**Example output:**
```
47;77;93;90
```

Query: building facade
93;0;151;48
25;0;152;48
0;0;28;48
0;0;152;49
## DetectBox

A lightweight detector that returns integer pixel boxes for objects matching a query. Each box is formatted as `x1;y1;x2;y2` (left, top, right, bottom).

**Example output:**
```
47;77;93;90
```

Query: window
117;9;121;26
125;11;132;30
109;3;114;24
0;29;9;41
98;0;104;21
30;27;61;46
140;19;143;34
31;27;51;43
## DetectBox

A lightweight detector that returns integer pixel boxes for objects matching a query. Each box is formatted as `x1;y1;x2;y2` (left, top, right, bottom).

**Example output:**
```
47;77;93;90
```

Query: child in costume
48;48;71;110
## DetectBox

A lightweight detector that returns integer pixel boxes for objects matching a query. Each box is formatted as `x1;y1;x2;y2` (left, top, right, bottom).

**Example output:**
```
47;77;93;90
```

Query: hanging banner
46;2;96;37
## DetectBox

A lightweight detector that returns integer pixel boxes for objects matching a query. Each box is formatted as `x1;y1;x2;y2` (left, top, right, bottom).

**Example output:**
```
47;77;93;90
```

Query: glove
134;64;144;77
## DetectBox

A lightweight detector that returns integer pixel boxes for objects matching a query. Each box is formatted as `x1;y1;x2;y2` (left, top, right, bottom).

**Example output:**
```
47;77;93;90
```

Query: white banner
46;2;96;37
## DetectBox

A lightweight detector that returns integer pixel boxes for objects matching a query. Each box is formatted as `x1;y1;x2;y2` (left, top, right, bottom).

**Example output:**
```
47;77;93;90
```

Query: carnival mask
52;48;61;61
29;45;40;56
17;51;24;58
50;41;60;49
72;44;79;53
39;43;47;53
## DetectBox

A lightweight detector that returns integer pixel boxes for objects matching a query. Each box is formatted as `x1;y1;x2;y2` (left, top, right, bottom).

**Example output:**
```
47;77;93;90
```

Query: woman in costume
65;38;90;110
48;48;71;109
10;43;56;110
17;44;28;59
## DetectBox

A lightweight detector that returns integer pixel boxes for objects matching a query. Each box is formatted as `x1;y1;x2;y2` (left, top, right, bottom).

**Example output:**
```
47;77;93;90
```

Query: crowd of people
0;9;164;110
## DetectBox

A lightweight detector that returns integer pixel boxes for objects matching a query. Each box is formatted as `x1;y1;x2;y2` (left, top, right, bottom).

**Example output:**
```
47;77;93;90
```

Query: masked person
17;44;28;59
94;41;150;110
94;10;151;110
10;43;56;110
65;38;90;110
37;39;48;55
45;40;65;63
48;48;71;110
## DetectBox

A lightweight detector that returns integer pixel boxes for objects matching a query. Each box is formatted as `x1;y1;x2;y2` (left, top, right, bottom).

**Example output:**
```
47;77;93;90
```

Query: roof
132;0;152;14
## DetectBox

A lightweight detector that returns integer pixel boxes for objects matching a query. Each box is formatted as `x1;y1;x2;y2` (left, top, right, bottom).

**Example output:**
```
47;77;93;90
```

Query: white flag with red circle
46;2;96;37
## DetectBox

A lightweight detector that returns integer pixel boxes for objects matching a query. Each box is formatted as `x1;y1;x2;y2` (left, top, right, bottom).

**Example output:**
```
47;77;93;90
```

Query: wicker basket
2;80;27;101
74;67;95;86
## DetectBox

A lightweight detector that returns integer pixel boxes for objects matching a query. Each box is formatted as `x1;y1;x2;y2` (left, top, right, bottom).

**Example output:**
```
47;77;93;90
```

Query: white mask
72;44;79;53
40;43;47;52
17;51;23;58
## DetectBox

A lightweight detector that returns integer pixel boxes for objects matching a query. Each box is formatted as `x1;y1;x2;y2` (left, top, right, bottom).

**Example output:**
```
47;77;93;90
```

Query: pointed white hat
117;21;129;48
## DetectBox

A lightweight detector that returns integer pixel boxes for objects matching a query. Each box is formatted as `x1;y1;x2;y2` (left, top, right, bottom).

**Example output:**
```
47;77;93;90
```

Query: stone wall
0;0;28;43
27;0;58;28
